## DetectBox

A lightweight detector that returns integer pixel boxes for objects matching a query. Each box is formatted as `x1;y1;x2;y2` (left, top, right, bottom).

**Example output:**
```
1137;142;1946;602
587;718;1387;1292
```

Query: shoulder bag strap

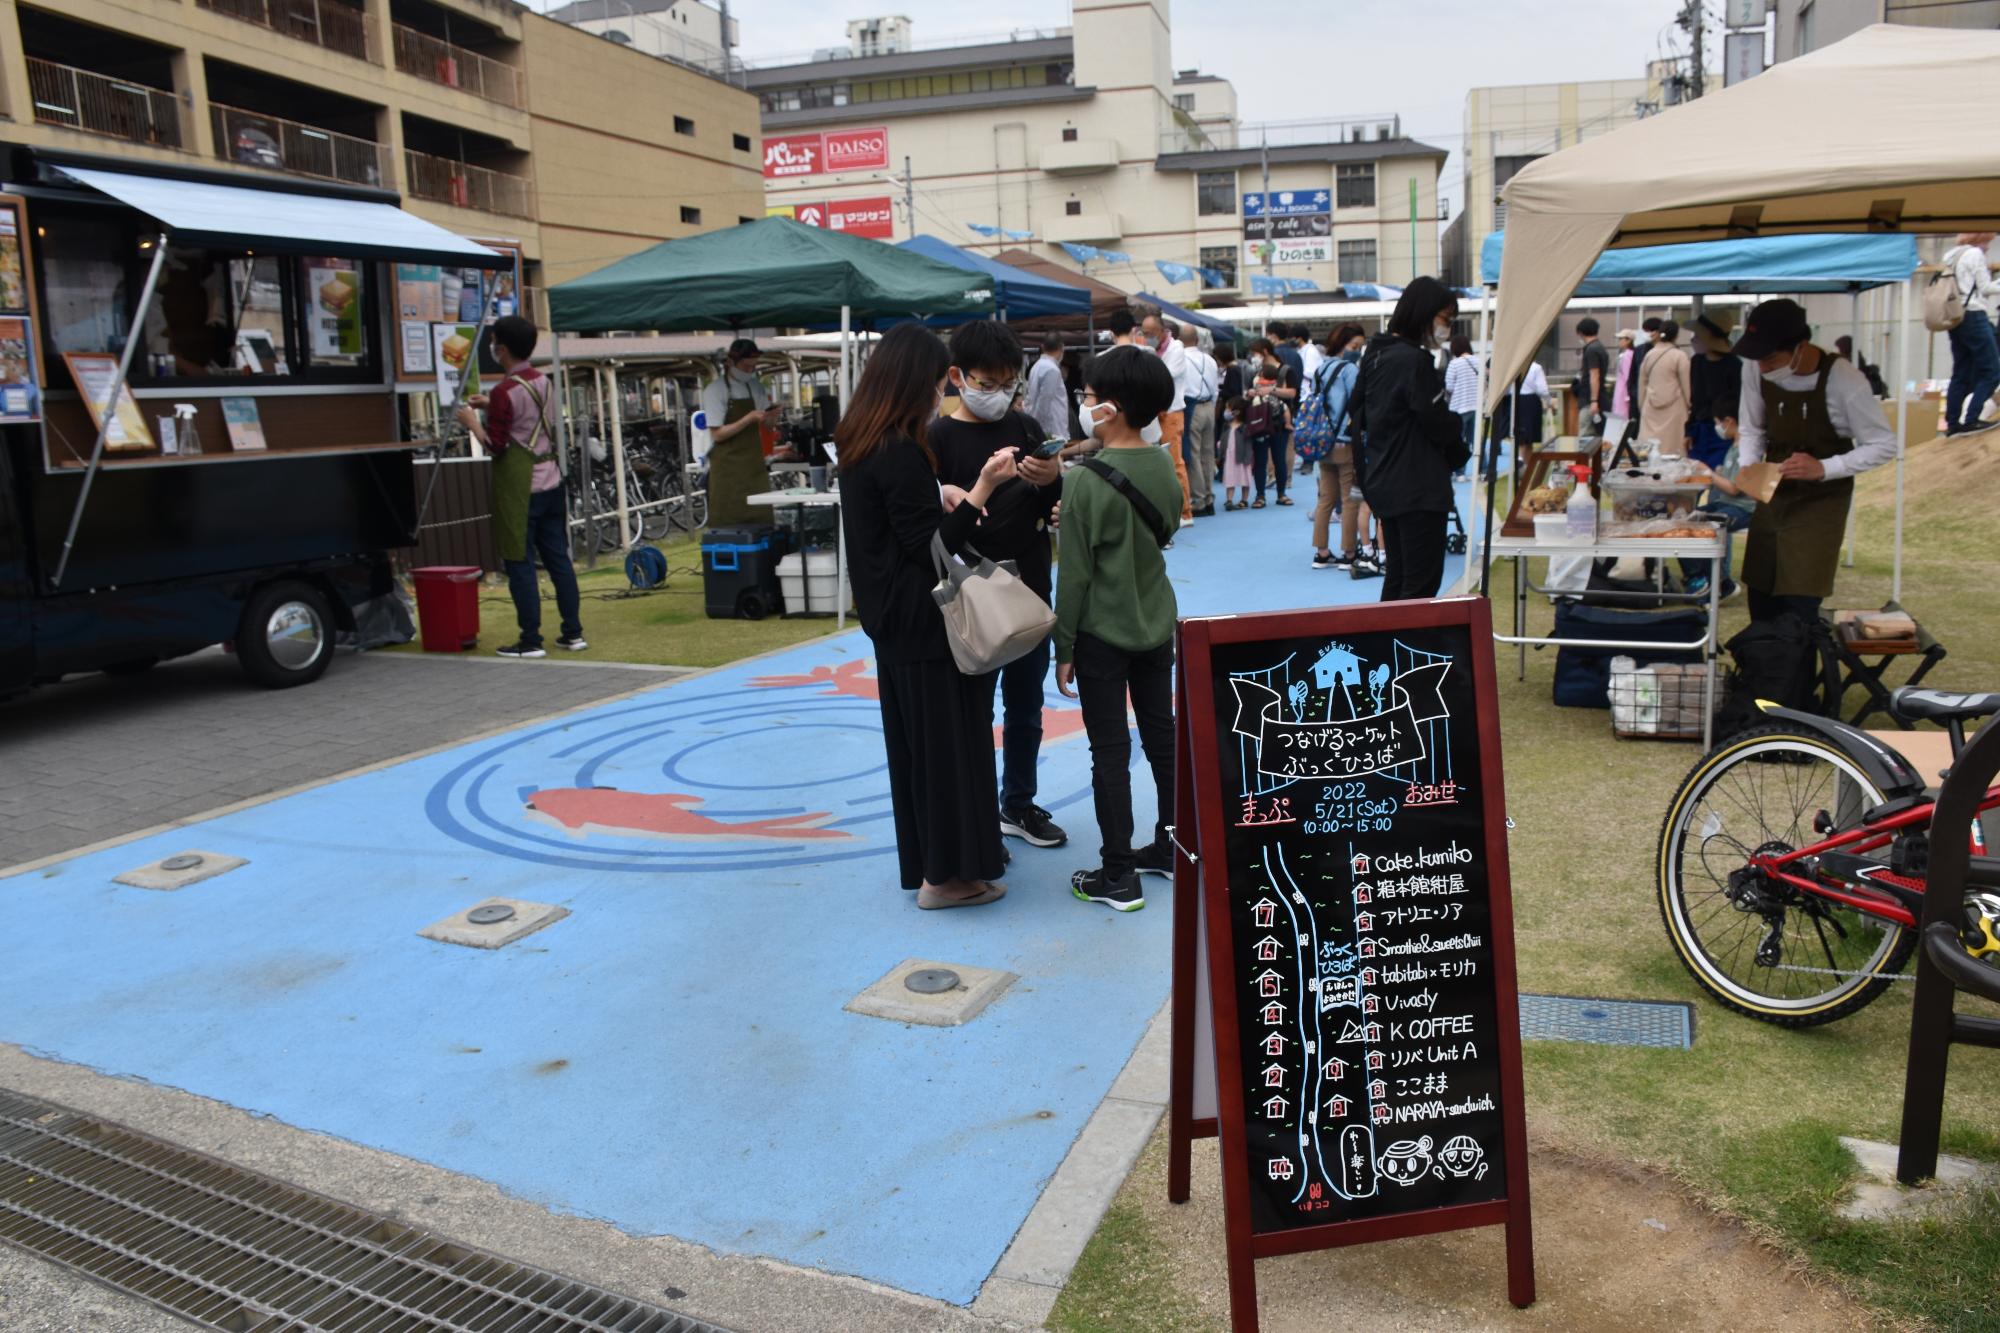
1077;457;1170;549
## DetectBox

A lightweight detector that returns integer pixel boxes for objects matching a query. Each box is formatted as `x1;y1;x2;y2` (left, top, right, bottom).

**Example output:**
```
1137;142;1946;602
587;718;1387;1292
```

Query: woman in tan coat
1637;318;1692;453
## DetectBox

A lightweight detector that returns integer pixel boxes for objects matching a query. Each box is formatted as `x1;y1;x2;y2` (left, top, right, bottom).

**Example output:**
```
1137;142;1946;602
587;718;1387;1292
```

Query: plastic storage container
777;550;851;616
702;526;789;620
410;565;482;652
1601;466;1708;522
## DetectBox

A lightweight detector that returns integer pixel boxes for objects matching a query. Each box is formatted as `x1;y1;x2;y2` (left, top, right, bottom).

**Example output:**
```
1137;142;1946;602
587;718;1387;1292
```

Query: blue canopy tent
896;235;1092;322
1470;230;1921;596
1478;231;1919;294
1135;291;1238;347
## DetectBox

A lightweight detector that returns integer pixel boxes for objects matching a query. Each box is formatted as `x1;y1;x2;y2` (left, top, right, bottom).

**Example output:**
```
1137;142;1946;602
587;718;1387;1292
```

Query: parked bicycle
1656;688;2000;1026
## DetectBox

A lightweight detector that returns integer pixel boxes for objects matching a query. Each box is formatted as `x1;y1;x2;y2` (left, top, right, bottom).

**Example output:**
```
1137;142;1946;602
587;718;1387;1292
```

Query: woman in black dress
836;324;1020;908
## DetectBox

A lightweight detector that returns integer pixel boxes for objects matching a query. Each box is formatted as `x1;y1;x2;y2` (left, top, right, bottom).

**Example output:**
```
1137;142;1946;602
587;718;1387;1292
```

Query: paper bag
1735;461;1782;503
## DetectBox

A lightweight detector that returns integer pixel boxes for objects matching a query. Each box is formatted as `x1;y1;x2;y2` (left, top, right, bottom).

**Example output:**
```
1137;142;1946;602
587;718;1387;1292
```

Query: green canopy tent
545;218;996;549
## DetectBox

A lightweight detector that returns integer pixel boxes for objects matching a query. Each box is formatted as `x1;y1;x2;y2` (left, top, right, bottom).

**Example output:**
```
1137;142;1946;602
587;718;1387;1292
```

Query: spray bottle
1565;462;1597;542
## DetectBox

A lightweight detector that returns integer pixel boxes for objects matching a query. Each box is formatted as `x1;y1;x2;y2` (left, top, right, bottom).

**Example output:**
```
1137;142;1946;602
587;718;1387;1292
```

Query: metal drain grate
1518;993;1695;1050
0;1090;732;1332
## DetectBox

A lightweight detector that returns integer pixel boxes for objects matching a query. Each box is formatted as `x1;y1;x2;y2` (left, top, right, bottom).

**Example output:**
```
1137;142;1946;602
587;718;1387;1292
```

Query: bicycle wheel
1657;725;1916;1026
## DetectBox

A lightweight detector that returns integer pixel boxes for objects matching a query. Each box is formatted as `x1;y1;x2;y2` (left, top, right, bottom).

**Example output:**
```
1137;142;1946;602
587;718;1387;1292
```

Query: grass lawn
1054;434;2000;1333
398;529;842;668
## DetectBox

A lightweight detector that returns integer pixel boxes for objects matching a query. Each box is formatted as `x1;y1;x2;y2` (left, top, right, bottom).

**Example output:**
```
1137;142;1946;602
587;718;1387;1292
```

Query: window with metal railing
26;59;185;149
210;103;389;188
403;149;535;218
195;0;372;62
392;25;526;109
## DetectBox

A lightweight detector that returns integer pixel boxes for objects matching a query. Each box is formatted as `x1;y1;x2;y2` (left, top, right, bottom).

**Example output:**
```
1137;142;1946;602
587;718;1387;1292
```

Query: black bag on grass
1551;603;1706;709
1714;614;1840;739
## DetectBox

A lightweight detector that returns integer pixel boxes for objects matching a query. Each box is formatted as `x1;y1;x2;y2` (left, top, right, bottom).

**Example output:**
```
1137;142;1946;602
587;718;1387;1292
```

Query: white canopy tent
1488;23;2000;600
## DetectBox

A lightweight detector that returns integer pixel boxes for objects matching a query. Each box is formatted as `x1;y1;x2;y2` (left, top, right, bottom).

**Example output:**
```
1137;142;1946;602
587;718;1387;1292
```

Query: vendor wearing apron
1730;299;1897;625
700;338;772;527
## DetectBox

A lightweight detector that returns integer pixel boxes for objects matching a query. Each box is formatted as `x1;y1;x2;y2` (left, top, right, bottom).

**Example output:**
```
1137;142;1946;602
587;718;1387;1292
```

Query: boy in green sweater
1055;346;1184;911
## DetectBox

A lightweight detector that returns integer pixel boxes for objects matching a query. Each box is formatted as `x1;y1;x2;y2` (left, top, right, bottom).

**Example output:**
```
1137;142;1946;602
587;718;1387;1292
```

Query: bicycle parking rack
1895;712;2000;1185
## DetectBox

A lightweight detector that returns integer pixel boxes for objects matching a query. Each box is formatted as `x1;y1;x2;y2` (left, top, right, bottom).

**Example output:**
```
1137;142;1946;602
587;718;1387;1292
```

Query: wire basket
1608;656;1711;741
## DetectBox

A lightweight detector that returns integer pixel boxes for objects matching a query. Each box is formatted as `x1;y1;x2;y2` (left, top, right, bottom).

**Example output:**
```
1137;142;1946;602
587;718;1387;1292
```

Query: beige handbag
930;531;1056;675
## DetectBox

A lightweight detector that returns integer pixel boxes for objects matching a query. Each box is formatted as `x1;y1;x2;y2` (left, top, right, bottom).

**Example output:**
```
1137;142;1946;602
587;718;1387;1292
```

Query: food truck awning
53;166;506;267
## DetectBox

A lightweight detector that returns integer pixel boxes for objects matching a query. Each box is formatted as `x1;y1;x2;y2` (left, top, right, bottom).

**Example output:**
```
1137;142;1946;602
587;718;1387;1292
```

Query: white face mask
1432;318;1453;347
1140;417;1163;446
1084;400;1119;439
953;372;1015;422
1757;348;1800;383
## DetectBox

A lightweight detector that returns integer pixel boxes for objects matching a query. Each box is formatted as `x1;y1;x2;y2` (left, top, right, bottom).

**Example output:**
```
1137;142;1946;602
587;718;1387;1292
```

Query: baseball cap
1730;299;1810;361
1616;327;1639;341
726;337;761;362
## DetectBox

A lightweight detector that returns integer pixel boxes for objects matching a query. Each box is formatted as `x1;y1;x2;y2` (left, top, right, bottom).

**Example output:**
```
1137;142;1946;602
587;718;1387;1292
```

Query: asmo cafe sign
762;127;890;178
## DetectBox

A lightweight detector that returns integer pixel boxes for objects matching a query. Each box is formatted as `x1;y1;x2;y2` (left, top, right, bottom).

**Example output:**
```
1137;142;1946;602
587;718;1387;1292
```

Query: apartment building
0;0;764;301
743;0;1444;303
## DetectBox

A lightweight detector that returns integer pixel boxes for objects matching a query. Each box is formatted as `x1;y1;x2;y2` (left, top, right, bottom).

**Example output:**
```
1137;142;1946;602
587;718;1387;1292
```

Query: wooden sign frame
1168;596;1534;1331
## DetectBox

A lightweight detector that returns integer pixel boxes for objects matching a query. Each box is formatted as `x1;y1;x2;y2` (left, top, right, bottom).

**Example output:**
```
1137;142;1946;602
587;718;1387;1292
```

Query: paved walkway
0;484;1471;1320
0;650;682;870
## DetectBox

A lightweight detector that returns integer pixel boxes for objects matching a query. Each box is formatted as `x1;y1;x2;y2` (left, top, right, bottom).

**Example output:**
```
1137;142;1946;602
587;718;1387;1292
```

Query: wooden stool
1826;599;1947;730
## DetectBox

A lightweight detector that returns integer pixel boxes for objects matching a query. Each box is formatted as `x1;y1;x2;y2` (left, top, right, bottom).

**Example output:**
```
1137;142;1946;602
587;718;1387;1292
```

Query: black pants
982;630;1051;812
877;657;1005;890
1251;433;1289;499
1747;588;1823;626
1379;512;1448;602
1073;632;1176;879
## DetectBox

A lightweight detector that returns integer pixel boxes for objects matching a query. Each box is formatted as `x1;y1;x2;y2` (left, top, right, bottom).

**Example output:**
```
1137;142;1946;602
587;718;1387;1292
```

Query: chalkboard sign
1167;598;1533;1331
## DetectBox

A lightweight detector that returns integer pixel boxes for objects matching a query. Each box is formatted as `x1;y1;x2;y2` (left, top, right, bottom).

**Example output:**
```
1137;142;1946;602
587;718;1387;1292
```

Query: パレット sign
762;127;889;178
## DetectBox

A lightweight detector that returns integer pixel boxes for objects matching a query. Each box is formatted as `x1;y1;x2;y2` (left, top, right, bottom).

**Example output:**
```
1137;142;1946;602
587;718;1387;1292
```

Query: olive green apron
1742;356;1853;600
705;392;765;527
489;374;553;565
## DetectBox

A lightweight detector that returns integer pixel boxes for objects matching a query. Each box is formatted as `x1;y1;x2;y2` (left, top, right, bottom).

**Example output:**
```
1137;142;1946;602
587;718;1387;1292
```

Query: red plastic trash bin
411;566;483;652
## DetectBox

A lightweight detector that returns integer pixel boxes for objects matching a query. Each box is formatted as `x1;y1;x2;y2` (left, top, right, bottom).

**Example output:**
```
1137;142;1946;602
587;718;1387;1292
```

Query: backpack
1713;614;1841;740
1922;250;1967;332
1292;362;1341;465
1245;393;1285;439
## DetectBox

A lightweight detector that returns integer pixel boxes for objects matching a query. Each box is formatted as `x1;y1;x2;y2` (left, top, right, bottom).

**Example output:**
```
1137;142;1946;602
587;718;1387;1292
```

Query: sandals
1251;497;1266;509
1276;495;1295;506
917;880;1007;910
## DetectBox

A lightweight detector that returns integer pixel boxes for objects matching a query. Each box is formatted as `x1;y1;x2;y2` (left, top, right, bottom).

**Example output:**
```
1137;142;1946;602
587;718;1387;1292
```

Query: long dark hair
1385;276;1458;344
833;323;950;469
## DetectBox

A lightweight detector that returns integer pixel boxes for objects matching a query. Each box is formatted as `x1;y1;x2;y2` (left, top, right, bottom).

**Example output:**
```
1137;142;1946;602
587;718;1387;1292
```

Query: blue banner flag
1197;266;1226;287
1249;275;1288;296
1284;278;1320;293
1096;249;1132;265
966;223;1001;237
1058;242;1101;264
1155;260;1196;285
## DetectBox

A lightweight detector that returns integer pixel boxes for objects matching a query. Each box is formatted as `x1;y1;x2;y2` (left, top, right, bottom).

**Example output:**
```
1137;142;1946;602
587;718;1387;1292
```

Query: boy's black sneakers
1072;868;1145;912
556;633;589;651
496;641;546;658
1133;840;1174;878
1001;804;1068;847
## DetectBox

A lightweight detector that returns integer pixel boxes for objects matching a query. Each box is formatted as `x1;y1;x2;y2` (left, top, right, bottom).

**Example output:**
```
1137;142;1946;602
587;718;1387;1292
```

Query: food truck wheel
237;581;332;689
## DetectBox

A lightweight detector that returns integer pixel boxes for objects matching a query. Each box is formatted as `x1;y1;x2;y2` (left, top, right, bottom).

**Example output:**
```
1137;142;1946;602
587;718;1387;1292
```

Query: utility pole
1260;126;1272;334
1685;0;1706;99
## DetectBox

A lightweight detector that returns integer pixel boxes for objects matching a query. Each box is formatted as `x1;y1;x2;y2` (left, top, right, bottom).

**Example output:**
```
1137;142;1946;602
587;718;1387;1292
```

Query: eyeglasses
962;372;1018;395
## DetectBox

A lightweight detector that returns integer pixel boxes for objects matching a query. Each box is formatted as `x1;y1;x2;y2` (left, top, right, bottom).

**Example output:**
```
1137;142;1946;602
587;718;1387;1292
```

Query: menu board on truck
1167;598;1534;1331
0;196;40;423
63;352;152;452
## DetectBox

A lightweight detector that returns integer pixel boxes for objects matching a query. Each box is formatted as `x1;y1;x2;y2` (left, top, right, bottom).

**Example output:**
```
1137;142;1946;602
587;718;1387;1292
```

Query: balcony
1040;138;1118;175
1044;211;1124;245
211;102;389;188
404;148;533;218
393;25;525;109
27;58;185;149
196;0;373;63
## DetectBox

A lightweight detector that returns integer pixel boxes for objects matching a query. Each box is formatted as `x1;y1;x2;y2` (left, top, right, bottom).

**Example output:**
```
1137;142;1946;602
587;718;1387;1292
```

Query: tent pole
549;329;574;489
840;305;852;415
1478;285;1502;598
606;364;631;551
52;233;168;591
1893;279;1910;601
1842;290;1860;567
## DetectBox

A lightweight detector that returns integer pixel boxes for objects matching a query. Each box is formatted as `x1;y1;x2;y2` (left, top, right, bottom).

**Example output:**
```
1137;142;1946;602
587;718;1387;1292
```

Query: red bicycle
1657;687;2000;1026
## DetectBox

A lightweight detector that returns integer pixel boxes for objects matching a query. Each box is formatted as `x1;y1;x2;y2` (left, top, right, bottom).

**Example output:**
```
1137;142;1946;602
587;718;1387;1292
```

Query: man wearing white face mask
932;320;1069;850
1730;298;1896;625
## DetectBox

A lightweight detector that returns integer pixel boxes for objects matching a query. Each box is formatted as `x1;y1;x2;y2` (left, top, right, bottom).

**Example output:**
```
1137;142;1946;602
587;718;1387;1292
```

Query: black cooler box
1551;603;1706;709
702;525;790;620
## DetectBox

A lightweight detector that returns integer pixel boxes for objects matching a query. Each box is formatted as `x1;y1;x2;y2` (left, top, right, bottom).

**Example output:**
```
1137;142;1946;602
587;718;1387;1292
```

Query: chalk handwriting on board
1230;661;1453;780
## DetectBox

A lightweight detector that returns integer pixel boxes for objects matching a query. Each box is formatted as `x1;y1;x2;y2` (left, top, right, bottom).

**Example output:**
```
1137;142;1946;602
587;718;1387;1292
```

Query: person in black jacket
1351;276;1465;601
836;324;1020;909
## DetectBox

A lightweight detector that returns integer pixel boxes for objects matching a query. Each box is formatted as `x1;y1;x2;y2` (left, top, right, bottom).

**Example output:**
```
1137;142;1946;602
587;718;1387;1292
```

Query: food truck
0;145;508;696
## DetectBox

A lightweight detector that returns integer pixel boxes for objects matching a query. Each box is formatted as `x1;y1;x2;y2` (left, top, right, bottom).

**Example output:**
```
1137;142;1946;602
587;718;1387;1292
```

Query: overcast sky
707;0;1703;212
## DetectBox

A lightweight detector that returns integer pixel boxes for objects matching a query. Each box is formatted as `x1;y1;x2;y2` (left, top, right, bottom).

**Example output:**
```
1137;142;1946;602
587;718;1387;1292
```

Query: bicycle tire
1656;725;1917;1027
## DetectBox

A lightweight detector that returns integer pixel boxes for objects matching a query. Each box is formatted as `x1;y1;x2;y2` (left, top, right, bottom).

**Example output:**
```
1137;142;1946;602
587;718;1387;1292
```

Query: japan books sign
1243;189;1331;218
762;127;889;178
763;133;822;178
827;196;895;238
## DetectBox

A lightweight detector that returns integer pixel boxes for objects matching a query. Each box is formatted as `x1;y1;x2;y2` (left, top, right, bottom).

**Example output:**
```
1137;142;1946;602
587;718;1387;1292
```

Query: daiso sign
762;133;821;178
823;127;889;173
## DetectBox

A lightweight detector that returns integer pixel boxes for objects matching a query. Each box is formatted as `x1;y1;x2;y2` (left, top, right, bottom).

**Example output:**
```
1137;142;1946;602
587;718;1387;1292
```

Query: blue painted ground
0;472;1469;1305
